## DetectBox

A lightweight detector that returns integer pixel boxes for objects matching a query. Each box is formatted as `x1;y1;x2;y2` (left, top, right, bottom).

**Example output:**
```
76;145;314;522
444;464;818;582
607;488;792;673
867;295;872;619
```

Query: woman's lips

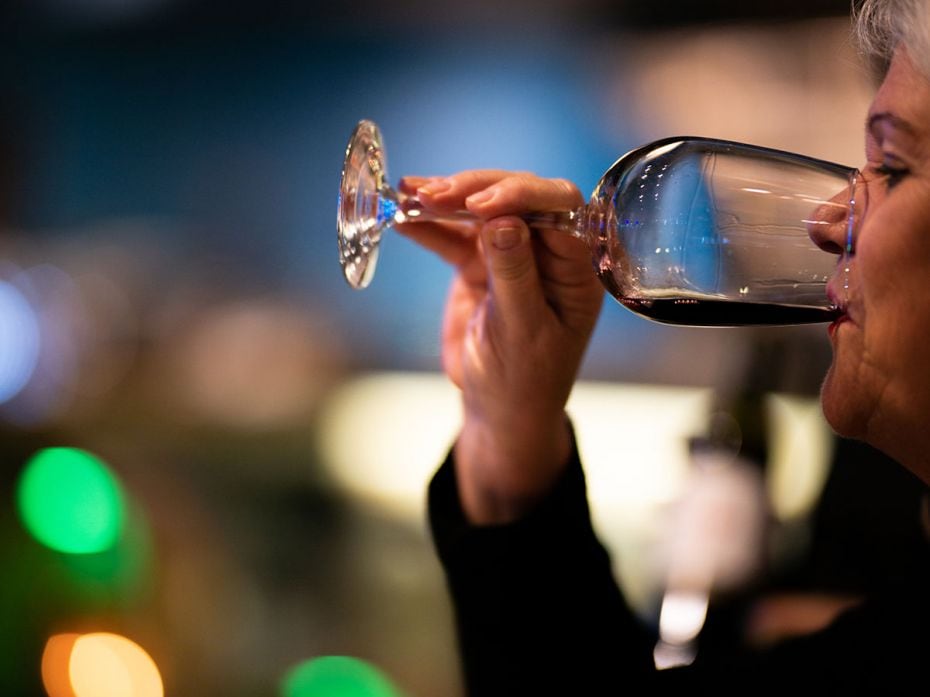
828;313;849;338
826;287;849;339
825;281;849;337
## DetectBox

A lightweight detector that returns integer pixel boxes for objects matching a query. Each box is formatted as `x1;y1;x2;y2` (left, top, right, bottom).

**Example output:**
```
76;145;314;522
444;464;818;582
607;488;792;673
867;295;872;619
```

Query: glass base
337;120;389;289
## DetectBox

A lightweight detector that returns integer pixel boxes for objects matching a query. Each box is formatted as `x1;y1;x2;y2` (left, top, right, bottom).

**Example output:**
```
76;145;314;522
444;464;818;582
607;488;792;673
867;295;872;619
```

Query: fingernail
418;179;452;196
399;176;425;189
491;226;526;250
466;189;496;207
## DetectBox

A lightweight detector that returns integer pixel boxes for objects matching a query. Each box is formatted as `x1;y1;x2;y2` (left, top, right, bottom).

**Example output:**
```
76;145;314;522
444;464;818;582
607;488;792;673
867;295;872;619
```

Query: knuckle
550;178;583;203
496;173;540;202
453;170;481;189
494;174;583;208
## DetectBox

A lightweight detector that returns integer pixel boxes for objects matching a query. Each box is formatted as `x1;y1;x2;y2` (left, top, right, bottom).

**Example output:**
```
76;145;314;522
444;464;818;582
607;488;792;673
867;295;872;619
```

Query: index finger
465;174;584;219
416;170;584;219
413;170;532;214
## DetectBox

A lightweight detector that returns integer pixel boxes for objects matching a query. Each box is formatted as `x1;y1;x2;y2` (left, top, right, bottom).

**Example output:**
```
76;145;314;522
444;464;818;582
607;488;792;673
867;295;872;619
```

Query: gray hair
854;0;930;79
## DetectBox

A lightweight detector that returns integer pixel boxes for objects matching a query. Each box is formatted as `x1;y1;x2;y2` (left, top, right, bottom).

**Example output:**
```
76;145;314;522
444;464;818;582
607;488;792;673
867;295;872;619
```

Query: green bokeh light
281;656;405;697
16;447;126;554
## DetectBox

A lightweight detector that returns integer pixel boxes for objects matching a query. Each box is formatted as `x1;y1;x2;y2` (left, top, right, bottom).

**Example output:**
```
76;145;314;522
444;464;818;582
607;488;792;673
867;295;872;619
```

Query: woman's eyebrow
867;111;918;138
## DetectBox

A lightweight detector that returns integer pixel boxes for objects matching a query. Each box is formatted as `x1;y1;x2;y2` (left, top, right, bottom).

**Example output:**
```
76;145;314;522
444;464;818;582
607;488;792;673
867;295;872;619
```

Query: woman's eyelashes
874;161;909;189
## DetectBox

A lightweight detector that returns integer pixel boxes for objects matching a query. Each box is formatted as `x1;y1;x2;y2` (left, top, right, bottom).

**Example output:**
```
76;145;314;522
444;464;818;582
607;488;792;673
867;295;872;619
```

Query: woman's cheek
855;193;930;408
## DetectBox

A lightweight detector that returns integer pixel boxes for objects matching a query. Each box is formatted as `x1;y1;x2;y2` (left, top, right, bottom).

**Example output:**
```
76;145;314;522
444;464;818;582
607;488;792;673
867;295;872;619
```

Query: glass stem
389;188;585;239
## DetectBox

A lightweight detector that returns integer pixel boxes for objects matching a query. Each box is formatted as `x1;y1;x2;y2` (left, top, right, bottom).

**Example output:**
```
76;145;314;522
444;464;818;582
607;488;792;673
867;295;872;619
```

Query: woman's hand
396;171;604;525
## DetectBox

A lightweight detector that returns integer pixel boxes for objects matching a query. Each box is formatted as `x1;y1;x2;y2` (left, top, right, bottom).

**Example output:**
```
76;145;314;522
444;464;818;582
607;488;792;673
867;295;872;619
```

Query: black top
428;442;930;695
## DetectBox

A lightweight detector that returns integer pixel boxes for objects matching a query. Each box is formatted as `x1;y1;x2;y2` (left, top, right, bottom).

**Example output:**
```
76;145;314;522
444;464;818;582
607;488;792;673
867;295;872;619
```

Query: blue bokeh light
4;31;665;376
0;279;41;404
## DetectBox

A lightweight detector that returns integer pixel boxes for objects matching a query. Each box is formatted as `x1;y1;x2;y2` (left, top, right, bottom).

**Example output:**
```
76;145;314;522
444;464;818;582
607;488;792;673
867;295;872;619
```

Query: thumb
481;217;543;320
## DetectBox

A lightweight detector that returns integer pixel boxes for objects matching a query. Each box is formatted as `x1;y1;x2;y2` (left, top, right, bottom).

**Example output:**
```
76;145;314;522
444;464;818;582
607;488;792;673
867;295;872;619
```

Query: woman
399;0;930;692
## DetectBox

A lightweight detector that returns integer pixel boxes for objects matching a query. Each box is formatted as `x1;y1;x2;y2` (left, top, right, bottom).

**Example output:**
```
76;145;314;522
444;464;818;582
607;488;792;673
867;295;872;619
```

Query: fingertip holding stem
398;176;427;193
466;188;497;208
418;178;452;197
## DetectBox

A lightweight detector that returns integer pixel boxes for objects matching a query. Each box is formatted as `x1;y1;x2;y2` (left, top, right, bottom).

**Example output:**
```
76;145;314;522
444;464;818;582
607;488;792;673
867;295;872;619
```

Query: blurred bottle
654;337;778;669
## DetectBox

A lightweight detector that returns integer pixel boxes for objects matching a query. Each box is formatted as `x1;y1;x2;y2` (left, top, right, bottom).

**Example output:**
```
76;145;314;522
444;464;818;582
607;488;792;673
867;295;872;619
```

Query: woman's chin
819;369;863;441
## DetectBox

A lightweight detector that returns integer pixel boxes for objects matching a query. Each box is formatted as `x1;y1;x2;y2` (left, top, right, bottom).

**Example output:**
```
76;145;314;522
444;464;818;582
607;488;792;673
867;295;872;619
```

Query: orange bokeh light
41;632;163;697
41;634;80;697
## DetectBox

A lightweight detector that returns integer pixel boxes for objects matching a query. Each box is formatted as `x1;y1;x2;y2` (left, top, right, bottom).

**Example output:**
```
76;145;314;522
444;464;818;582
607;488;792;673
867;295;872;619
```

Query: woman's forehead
869;47;930;135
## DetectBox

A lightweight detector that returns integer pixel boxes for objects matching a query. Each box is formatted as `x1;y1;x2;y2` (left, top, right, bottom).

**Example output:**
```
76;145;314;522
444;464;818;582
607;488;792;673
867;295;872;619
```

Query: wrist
454;409;573;525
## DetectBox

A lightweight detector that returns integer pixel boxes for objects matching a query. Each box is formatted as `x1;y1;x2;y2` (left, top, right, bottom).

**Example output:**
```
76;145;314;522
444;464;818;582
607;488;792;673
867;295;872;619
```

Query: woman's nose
806;198;849;255
806;173;865;255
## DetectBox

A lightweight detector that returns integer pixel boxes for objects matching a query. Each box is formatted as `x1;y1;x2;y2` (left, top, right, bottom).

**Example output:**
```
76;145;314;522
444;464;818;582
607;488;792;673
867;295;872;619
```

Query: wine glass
337;119;865;326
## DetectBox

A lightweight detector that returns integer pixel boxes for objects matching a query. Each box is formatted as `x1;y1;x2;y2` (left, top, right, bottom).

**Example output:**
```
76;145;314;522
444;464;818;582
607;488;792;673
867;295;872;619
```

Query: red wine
618;297;842;327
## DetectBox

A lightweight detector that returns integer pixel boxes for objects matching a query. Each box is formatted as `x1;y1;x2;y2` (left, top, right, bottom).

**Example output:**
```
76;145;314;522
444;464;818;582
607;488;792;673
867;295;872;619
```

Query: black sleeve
427;438;657;696
427;435;930;695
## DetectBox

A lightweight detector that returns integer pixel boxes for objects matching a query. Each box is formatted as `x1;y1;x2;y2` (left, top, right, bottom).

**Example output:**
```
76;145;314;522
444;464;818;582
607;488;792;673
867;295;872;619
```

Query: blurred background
5;1;927;695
